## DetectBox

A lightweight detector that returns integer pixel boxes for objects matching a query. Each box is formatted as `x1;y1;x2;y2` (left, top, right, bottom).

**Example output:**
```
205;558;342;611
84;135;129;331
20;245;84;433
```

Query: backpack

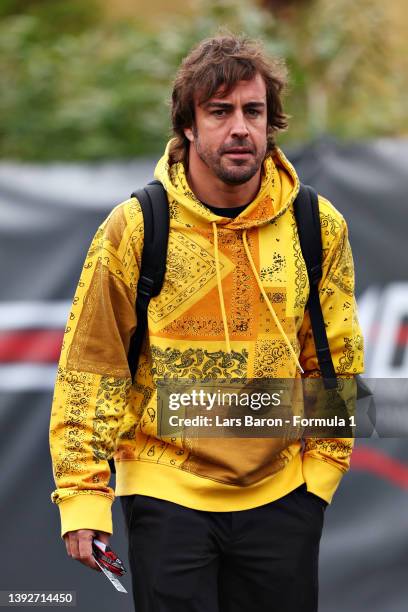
127;180;337;388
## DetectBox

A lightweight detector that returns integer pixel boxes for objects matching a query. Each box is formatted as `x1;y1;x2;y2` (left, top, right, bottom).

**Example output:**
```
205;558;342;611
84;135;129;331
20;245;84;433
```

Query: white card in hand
94;557;128;593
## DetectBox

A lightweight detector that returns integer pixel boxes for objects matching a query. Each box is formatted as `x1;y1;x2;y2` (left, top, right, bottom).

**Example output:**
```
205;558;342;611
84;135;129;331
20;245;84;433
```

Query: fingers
64;529;101;572
77;530;96;569
63;533;71;557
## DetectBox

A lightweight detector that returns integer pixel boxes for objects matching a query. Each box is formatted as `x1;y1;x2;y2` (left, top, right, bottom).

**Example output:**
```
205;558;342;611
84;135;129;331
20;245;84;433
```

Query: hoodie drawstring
212;222;303;374
242;228;304;375
212;222;232;354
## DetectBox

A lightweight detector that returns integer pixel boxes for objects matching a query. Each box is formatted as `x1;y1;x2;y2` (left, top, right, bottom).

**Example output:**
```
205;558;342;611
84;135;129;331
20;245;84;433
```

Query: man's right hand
63;529;111;572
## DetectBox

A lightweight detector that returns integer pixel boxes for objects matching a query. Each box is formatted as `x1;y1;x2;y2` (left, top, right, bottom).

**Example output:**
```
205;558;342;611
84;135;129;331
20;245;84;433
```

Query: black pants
120;484;326;612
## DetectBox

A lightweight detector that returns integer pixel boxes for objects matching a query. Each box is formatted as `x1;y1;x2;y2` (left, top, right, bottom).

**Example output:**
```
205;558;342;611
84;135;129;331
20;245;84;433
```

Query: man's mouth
223;148;253;158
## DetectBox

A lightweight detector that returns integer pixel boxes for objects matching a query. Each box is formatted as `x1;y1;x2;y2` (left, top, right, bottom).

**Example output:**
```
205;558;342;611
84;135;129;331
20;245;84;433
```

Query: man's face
184;73;268;186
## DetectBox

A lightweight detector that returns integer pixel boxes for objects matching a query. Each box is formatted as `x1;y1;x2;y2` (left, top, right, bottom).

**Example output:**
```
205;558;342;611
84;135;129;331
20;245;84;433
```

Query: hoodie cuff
302;456;345;504
58;494;113;539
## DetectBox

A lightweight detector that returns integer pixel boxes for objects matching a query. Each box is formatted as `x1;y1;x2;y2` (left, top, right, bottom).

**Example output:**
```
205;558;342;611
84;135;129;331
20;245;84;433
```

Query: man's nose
230;111;249;139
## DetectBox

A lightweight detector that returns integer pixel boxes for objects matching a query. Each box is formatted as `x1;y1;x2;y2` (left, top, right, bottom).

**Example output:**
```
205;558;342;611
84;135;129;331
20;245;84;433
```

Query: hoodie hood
154;139;304;373
154;139;300;231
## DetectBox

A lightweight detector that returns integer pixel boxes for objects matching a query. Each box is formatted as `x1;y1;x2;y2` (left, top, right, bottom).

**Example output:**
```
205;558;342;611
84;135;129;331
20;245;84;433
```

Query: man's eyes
211;108;261;117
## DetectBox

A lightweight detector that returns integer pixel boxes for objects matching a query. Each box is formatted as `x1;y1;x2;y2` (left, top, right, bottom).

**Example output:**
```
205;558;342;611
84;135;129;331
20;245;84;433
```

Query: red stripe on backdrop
0;330;64;363
369;323;408;345
396;323;408;345
351;446;408;489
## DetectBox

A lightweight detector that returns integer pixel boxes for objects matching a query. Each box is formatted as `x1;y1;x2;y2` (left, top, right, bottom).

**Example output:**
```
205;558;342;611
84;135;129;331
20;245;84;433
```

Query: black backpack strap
294;184;337;389
127;180;169;382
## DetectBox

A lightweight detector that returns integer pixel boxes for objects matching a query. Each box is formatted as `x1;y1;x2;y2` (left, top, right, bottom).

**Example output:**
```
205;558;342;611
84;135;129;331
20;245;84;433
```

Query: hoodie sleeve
49;199;143;538
298;196;364;504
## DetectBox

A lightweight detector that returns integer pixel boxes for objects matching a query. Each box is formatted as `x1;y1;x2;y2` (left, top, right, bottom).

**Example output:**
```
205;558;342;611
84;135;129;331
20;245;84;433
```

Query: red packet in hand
92;538;127;593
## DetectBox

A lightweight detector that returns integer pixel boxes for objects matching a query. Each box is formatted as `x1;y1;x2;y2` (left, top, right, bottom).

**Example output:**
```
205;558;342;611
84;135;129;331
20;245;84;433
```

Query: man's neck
186;154;262;209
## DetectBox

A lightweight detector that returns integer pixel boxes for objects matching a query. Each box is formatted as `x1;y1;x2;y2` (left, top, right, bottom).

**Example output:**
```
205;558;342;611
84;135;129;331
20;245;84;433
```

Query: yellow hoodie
49;142;364;537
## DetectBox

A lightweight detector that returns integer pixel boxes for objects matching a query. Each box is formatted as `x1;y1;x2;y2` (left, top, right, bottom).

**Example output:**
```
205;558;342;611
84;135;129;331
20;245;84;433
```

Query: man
50;34;364;611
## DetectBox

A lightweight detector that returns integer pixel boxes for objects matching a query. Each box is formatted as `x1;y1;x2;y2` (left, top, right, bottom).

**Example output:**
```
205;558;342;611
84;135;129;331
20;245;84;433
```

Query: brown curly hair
169;34;289;164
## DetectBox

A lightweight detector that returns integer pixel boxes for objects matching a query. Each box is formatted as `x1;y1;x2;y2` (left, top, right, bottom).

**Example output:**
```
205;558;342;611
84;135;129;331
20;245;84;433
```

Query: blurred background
0;1;407;611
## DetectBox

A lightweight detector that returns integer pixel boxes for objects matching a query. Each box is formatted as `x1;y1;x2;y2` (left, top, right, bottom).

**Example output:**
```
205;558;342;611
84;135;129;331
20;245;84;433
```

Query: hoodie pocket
183;437;291;486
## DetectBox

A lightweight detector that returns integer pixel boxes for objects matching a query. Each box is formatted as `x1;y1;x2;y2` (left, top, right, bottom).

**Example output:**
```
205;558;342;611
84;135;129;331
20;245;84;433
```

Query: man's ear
184;126;194;142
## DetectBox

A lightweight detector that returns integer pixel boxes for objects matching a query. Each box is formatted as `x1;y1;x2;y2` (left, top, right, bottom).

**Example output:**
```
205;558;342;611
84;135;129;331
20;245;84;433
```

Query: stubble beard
193;130;266;186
